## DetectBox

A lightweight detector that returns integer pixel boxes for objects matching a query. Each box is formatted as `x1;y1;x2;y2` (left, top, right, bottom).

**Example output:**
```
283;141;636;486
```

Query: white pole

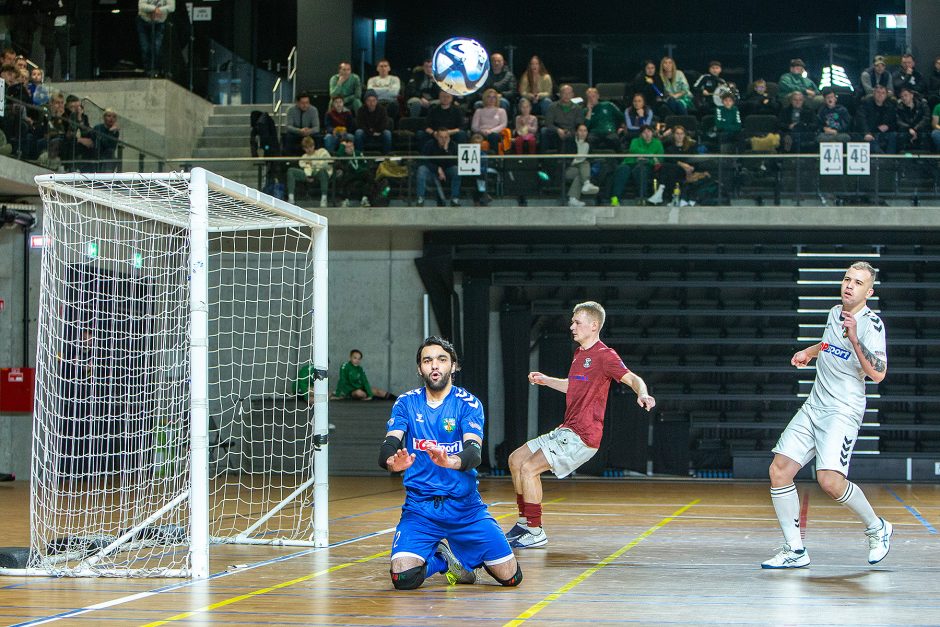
423;293;430;339
311;222;329;547
188;167;211;579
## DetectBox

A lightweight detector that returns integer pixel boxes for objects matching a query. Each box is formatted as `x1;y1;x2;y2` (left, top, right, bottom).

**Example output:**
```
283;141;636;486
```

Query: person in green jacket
329;61;363;112
610;125;664;205
777;58;822;109
584;87;622;150
330;349;395;401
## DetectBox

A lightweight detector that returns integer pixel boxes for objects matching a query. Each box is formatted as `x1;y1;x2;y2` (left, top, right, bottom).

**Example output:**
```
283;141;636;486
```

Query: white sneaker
360;195;371;207
568;196;585;207
760;544;809;569
320;196;328;208
647;186;665;205
866;518;892;564
581;181;600;195
341;199;350;207
437;541;476;585
288;193;295;203
509;526;548;549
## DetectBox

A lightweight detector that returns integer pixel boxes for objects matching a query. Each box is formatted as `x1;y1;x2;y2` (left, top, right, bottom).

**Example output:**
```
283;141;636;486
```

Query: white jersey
805;305;887;420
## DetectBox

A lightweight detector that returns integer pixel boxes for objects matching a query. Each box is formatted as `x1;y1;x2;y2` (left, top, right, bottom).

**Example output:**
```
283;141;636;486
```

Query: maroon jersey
560;340;630;448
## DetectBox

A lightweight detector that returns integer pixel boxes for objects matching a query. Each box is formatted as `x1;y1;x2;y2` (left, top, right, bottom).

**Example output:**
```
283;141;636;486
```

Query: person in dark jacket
896;86;930;151
416;127;460;206
892;54;925;98
92;107;121;171
741;79;779;117
857;84;897;154
816;89;852;143
354;90;391;154
778;91;816;153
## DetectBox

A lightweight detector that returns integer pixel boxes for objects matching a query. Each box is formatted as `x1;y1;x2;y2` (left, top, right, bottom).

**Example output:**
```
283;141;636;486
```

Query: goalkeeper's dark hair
415;336;459;369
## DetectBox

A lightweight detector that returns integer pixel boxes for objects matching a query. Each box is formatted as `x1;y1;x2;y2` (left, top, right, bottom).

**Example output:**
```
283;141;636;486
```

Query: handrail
287;46;297;105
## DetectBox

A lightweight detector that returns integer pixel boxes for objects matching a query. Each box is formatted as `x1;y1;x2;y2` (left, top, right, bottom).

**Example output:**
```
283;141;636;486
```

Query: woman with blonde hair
471;88;508;151
659;57;692;114
519;55;553;116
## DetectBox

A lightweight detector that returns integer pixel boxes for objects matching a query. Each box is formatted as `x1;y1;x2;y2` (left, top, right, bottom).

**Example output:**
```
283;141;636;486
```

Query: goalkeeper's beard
423;371;450;392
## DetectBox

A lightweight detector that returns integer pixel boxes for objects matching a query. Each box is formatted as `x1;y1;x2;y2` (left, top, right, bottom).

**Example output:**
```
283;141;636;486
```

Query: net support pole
189;167;211;579
312;219;329;547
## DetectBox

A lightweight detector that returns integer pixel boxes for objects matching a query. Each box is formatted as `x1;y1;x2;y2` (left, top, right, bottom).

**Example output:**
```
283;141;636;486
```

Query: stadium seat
595;82;626;106
664;115;699;137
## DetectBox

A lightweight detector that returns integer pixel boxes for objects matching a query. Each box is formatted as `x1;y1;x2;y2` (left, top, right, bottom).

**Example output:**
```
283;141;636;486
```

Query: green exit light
86;241;99;258
133;252;143;268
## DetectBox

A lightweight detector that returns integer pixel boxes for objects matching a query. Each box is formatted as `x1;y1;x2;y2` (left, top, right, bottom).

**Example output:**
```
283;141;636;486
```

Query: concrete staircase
193;104;284;188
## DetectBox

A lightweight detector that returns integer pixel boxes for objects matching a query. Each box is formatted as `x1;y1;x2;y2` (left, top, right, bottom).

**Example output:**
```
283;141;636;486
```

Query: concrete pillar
296;0;353;94
906;0;940;64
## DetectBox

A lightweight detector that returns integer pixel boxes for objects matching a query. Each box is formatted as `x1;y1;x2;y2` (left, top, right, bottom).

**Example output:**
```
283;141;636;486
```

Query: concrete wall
46;79;214;161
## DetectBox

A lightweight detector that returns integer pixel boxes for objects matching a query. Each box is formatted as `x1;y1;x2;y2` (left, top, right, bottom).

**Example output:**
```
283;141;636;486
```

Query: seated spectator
893;53;924;98
693;60;727;111
417;91;466;151
860;56;892;97
623;93;655;141
660;56;692;115
896;86;930;151
330;349;395;401
61;94;94;171
512;96;538;154
816;88;852;144
584;87;622;150
471;88;508;151
416;127;460;207
28;66;49;105
858;84;897;154
137;0;173;77
92;108;120;172
540;84;583;152
1;63;35;158
282;91;320;156
474;52;516;113
366;59;401;120
778;58;822;109
405;59;440;118
467;133;493;206
632;60;667;114
778;91;816;153
333;136;372;207
287;136;332;207
928;55;940;110
40;91;66;168
714;92;743;151
610;124;663;205
0;48;15;68
13;55;28;75
740;79;779;116
932;98;940;151
323;95;355;153
650;124;706;205
354;90;392;155
518;55;553;116
329;61;363;112
565;123;600;207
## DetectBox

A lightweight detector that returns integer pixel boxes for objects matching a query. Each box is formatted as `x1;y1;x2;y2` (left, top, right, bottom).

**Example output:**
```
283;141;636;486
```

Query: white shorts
527;427;598;479
772;404;862;475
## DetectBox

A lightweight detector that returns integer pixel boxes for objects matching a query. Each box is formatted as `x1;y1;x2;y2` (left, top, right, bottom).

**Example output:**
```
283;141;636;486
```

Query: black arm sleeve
379;435;403;470
456;440;482;471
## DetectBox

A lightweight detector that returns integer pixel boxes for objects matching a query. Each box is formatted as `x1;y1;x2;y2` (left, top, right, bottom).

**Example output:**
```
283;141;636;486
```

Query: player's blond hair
572;301;606;329
850;261;878;284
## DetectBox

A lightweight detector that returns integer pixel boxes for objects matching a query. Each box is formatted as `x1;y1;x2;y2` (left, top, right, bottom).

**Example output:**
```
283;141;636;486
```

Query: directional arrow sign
819;142;844;175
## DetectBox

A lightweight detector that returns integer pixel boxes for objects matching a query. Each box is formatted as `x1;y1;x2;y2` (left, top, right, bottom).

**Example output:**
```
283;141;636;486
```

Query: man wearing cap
778;58;822;109
860;56;892;97
693;60;729;111
354;89;392;154
892;54;924;98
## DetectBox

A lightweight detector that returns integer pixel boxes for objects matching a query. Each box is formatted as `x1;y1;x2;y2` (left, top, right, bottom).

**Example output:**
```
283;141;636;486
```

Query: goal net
10;168;328;578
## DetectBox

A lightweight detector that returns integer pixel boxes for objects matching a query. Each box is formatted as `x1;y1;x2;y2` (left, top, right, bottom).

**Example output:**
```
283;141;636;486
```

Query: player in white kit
763;261;892;568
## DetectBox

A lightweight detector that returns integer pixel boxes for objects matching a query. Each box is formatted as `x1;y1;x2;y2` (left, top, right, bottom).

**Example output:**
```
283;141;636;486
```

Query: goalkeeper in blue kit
379;336;522;589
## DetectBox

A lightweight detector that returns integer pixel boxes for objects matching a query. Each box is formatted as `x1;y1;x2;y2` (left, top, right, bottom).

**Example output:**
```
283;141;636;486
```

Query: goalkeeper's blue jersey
387;385;485;499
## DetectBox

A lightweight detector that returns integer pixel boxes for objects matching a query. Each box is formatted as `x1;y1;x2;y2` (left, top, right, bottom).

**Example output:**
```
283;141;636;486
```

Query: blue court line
886;487;938;534
6;526;395;627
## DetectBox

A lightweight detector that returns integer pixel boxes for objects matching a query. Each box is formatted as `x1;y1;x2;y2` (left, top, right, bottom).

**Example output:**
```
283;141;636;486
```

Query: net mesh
29;172;325;576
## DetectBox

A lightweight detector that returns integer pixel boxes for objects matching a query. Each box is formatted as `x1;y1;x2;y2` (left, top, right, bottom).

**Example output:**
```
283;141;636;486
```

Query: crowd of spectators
268;52;940;206
2;47;122;171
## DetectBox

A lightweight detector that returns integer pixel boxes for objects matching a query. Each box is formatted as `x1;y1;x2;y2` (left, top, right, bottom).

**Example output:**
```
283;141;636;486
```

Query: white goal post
2;168;329;578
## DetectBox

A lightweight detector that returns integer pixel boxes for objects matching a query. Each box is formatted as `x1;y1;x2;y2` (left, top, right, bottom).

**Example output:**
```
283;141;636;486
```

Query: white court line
10;526;397;627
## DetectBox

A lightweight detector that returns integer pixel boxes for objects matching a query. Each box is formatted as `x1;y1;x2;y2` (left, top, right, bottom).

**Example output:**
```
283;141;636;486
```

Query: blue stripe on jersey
387;386;485;498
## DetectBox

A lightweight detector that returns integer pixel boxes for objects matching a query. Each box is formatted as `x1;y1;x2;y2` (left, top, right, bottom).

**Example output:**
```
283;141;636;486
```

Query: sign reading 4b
846;142;870;175
458;143;481;176
819;142;844;175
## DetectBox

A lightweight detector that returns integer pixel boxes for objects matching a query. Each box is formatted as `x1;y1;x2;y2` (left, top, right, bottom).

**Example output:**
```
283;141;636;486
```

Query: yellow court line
141;497;565;626
139;549;391;627
503;498;700;627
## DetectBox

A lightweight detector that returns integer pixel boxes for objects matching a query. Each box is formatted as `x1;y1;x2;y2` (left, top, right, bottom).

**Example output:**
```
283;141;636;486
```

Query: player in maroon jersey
505;301;656;548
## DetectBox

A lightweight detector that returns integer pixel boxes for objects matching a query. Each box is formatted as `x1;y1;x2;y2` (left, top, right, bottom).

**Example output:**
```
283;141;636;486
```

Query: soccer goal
2;168;329;578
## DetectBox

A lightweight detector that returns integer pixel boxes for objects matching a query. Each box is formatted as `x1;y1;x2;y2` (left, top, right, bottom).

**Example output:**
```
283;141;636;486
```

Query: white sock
321;194;327;201
770;484;803;550
835;482;880;530
288;193;295;203
517;517;527;527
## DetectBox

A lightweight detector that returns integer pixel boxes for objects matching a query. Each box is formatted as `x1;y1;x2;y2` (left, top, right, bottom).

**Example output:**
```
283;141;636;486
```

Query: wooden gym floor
1;476;939;626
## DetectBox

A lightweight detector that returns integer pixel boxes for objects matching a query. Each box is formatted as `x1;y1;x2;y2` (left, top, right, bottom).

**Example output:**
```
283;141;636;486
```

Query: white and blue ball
431;37;490;97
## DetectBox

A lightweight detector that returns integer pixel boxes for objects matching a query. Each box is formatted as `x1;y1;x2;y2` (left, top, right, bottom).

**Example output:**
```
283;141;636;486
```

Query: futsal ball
431;37;490;97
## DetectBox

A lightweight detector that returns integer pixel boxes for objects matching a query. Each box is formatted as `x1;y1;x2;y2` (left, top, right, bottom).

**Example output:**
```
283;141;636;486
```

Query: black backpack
250;111;280;158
